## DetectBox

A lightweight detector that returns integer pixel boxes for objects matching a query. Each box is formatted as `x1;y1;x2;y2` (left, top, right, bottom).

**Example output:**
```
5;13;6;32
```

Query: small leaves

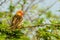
0;0;60;40
0;12;3;18
9;5;15;13
23;0;27;4
31;5;38;10
36;27;60;40
33;18;44;25
22;20;31;27
0;12;8;18
46;11;52;18
50;19;60;24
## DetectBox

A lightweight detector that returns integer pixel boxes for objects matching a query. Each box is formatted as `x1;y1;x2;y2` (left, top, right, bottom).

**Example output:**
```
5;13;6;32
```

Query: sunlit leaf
46;11;52;18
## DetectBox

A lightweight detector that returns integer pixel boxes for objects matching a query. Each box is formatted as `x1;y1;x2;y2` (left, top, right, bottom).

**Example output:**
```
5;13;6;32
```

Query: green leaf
46;11;52;18
20;36;30;40
22;20;31;27
9;5;15;12
33;18;44;25
23;0;27;4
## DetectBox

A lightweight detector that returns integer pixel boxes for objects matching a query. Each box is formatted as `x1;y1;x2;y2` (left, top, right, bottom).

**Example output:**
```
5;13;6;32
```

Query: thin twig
24;0;43;13
14;0;25;10
45;0;57;11
28;0;58;22
14;0;21;6
21;0;26;10
21;24;60;28
24;0;35;12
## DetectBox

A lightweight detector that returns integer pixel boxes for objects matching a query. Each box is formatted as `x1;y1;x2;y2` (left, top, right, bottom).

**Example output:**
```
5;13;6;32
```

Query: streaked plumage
10;10;24;30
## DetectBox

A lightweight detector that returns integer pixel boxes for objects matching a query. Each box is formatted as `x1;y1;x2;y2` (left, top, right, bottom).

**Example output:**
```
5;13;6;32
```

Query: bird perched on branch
10;10;24;30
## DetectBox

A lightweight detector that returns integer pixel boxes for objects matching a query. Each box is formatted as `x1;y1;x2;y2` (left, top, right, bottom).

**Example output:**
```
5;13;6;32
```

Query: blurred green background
0;0;60;40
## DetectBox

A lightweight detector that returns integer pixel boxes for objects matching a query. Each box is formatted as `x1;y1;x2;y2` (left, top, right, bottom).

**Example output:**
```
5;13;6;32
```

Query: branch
45;0;57;11
21;0;26;10
0;0;6;6
14;0;26;10
39;0;57;14
21;24;60;28
14;0;21;6
24;0;42;22
24;0;43;13
24;0;35;12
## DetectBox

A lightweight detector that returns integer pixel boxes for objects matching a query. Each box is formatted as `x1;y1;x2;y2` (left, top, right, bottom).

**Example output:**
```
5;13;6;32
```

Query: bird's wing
11;15;17;26
11;15;23;26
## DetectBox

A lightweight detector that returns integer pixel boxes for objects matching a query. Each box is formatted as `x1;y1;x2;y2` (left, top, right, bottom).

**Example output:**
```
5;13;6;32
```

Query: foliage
0;0;60;40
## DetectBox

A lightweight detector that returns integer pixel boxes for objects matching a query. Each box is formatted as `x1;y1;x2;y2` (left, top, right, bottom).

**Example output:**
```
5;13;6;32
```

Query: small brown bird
10;10;24;30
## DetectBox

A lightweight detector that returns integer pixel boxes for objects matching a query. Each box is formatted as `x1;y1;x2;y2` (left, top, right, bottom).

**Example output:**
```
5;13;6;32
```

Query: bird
10;10;24;30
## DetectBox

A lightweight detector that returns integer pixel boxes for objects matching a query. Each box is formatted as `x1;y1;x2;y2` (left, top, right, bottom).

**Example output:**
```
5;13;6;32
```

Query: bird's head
16;10;24;17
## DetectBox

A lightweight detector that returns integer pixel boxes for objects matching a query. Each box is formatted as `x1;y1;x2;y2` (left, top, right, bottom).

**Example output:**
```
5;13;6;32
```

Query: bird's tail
9;25;17;31
9;24;22;31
